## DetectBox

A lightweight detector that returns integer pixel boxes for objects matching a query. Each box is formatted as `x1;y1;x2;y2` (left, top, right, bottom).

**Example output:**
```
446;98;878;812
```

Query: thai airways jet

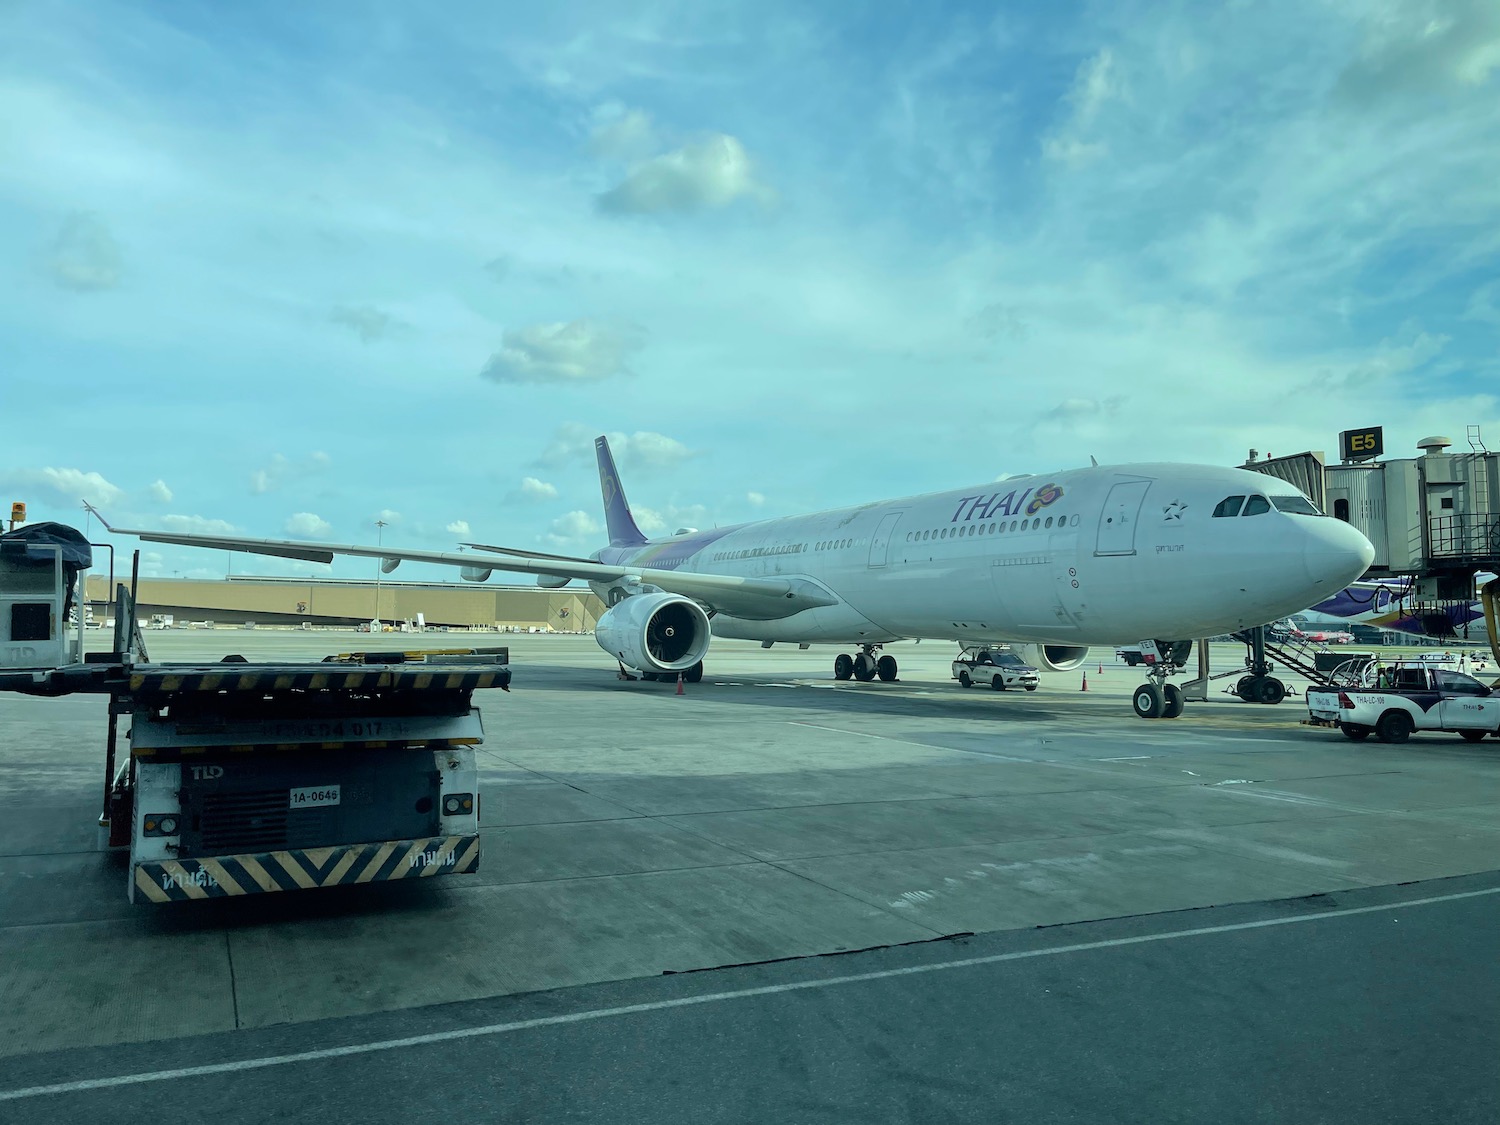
100;436;1374;719
1309;575;1494;640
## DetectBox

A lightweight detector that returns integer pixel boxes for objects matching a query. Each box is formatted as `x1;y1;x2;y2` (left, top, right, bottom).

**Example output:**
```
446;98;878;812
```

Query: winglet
594;435;647;547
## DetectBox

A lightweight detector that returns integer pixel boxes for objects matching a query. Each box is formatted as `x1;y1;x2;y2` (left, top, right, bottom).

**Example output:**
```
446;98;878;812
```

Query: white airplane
99;436;1375;719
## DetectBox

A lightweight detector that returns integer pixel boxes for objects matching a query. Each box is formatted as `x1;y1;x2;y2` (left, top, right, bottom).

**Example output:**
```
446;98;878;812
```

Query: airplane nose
1302;518;1375;591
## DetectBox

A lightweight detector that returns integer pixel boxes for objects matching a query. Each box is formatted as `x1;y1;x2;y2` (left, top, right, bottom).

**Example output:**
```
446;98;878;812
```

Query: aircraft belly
712;604;898;644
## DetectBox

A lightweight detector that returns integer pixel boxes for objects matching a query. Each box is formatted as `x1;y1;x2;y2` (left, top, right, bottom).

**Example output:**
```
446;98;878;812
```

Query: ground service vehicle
952;646;1040;691
0;528;509;903
1306;664;1500;744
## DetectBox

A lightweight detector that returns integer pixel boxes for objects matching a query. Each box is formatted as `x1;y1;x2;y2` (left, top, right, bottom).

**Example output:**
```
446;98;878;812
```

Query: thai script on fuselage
949;483;1062;523
718;543;807;562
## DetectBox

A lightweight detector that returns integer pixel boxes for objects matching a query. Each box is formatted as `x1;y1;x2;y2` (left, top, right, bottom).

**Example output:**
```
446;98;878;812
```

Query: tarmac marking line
4;883;1500;1102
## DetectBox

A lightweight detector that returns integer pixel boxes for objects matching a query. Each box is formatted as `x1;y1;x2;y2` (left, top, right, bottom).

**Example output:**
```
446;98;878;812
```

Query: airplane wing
96;520;838;621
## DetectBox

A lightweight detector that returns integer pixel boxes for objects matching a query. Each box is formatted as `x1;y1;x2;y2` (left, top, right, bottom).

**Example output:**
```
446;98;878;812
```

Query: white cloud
746;491;765;507
537;424;694;472
147;479;173;504
588;105;659;160
545;510;601;545
330;304;397;343
46;211;122;290
250;452;332;495
1337;0;1500;102
634;503;710;535
1042;48;1124;166
373;509;401;525
479;319;643;384
598;134;771;215
445;519;471;536
284;512;332;538
0;467;124;507
160;514;238;535
510;477;558;502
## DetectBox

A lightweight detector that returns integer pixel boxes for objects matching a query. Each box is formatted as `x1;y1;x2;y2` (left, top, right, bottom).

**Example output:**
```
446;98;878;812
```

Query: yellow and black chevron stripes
133;834;480;903
126;666;509;695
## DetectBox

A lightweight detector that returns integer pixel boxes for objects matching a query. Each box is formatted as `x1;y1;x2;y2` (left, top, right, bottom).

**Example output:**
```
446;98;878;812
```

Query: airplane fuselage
591;462;1375;646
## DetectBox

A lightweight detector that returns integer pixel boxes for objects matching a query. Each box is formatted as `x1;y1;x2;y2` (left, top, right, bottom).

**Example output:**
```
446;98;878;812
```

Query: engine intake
595;592;712;674
1016;644;1090;672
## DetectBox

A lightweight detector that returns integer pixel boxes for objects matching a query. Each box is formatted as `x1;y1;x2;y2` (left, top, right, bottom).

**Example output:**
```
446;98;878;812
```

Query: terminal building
81;574;607;632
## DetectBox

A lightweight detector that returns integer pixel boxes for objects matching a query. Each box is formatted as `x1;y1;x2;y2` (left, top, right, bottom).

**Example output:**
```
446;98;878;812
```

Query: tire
834;654;853;681
853;653;877;682
1341;724;1371;741
1132;683;1164;719
1025;685;1037;691
1256;677;1286;705
1459;730;1487;743
991;675;1006;691
1375;710;1414;744
1236;675;1257;701
877;655;898;682
684;661;704;684
1162;683;1184;719
958;670;971;688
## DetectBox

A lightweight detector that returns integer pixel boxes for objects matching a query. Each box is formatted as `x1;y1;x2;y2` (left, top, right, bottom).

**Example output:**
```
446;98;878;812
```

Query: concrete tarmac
3;874;1497;1124
1;631;1497;1093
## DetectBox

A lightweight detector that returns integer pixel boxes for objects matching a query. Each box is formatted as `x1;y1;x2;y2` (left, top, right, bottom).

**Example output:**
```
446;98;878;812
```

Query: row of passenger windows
1211;494;1322;518
906;513;1080;542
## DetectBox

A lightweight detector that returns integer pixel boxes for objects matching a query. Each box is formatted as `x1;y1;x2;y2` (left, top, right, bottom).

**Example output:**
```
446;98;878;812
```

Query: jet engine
1016;643;1090;672
594;592;712;675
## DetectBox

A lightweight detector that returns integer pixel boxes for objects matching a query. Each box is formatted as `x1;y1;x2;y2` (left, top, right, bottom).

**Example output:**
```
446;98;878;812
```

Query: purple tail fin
595;435;647;547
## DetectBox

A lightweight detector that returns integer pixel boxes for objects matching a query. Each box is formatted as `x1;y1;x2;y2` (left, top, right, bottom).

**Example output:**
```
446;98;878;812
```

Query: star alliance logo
1163;500;1187;520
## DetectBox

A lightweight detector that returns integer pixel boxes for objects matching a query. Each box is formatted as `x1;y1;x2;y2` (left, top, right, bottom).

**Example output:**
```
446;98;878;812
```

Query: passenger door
867;512;904;569
1095;481;1151;556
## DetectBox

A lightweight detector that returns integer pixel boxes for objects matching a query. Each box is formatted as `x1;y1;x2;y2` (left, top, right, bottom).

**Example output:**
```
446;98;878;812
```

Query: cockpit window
1241;495;1271;516
1271;495;1322;515
1212;496;1245;518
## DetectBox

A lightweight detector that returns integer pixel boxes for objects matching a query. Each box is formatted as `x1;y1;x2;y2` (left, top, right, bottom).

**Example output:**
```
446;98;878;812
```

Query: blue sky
2;0;1497;579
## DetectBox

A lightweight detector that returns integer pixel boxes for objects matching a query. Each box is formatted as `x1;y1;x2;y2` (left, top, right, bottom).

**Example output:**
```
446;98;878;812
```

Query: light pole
373;519;388;631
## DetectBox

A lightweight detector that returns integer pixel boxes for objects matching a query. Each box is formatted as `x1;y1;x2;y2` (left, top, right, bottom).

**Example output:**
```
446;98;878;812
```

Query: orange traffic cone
1081;672;1088;691
676;673;685;695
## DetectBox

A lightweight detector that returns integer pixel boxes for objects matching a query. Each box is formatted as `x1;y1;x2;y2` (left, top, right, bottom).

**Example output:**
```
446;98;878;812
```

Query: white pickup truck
1306;664;1500;744
952;646;1040;691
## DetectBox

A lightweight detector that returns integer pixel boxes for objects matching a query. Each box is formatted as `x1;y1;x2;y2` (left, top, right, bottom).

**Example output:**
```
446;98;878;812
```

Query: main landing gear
1132;640;1190;720
834;645;897;683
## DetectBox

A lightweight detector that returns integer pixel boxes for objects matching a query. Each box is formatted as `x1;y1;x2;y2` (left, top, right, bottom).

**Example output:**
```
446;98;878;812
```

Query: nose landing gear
1131;641;1190;719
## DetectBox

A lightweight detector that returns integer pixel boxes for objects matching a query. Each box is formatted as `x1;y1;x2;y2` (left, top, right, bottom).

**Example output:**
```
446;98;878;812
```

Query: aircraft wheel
853;653;877;682
991;675;1006;691
1341;724;1371;741
684;661;704;684
877;655;898;682
1375;710;1414;744
958;670;972;687
1236;675;1258;701
1459;730;1487;743
1162;683;1185;718
834;654;853;681
1132;683;1165;719
1256;677;1286;705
